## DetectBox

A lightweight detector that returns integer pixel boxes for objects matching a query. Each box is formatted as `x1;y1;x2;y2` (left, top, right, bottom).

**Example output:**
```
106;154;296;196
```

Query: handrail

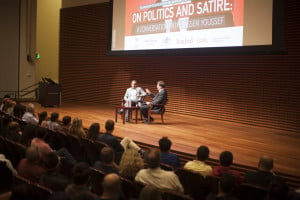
19;82;39;92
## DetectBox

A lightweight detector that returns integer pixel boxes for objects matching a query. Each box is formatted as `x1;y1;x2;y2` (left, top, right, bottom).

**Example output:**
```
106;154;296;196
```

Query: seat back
120;176;139;199
0;161;13;193
65;134;84;162
81;138;107;165
12;175;53;200
175;168;208;200
89;167;106;195
161;189;194;200
0;136;26;168
237;183;268;200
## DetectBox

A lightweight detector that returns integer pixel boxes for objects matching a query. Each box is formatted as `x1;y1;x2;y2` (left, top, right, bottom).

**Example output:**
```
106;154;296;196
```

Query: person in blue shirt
158;137;181;169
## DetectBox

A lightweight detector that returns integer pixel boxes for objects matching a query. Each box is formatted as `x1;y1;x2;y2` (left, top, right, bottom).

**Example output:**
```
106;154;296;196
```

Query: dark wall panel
60;2;300;132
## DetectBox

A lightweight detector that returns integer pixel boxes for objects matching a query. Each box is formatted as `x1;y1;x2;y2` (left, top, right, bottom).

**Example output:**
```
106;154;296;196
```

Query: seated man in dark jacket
94;147;119;174
244;155;278;187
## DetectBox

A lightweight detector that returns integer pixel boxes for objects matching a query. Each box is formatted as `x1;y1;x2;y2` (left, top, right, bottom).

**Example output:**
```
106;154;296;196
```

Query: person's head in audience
220;151;233;167
62;116;72;126
72;162;91;186
146;148;161;169
131;80;137;89
105;120;115;134
38;111;48;125
258;156;274;172
51;112;59;122
69;117;85;138
101;147;115;165
197;145;210;161
9;121;21;133
43;152;60;172
101;173;121;200
87;123;100;141
119;148;144;178
20;124;38;145
139;185;162;200
26;145;41;164
26;103;35;114
218;173;236;197
159;137;172;152
157;80;165;91
31;137;54;156
13;102;26;118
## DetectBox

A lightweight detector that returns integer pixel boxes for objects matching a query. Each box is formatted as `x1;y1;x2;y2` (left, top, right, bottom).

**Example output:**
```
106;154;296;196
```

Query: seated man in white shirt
22;103;38;125
119;80;146;121
135;148;184;193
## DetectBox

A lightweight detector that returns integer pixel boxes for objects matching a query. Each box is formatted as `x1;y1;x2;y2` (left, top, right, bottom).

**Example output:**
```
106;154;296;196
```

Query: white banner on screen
124;26;243;50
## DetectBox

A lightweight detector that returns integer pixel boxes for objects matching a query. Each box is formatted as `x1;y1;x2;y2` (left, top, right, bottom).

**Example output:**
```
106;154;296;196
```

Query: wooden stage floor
33;101;300;177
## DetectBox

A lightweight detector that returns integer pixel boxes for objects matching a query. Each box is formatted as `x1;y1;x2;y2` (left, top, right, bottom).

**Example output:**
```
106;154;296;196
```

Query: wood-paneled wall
59;2;300;132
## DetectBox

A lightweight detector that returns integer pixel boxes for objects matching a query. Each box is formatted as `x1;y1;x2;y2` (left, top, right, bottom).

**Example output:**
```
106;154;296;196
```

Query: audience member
17;145;46;182
0;94;10;111
98;120;124;163
13;102;26;118
158;137;181;169
86;123;101;140
99;120;144;163
61;115;72;133
206;173;239;200
6;121;22;142
135;148;183;193
213;151;242;186
69;117;86;138
44;112;61;131
94;146;119;174
20;123;38;145
0;153;17;175
40;152;70;191
22;103;38;125
244;155;277;187
6;99;16;116
139;185;162;200
31;137;54;156
66;162;96;199
38;111;48;125
184;145;212;177
100;173;124;200
119;148;144;180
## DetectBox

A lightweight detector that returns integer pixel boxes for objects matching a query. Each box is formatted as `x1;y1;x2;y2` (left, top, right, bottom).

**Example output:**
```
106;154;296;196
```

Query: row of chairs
89;167;194;200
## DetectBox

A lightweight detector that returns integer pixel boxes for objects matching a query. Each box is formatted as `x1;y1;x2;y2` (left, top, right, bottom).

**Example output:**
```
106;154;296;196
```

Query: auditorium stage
33;101;300;177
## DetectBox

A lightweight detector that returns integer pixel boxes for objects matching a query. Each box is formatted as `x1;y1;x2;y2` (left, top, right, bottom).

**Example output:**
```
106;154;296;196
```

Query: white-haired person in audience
44;112;61;131
17;145;46;182
184;145;212;177
22;103;38;125
135;148;184;193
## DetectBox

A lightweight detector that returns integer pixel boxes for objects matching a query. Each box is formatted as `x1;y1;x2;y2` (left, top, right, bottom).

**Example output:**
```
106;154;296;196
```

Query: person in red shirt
212;151;242;186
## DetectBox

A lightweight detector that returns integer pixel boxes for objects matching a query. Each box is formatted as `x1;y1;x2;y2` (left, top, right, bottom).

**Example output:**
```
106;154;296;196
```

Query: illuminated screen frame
107;0;285;56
